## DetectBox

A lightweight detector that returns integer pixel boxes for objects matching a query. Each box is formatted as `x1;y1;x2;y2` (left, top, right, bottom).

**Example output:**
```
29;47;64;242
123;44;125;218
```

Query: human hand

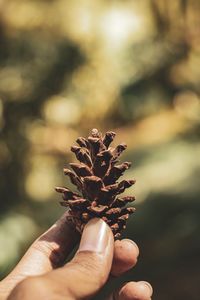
0;213;153;299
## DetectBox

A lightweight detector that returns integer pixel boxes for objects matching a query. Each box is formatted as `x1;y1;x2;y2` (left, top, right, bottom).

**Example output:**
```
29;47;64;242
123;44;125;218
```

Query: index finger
2;212;79;287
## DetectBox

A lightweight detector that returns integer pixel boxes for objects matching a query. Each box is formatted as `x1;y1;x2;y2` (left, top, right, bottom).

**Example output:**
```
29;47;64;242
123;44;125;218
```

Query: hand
0;213;153;299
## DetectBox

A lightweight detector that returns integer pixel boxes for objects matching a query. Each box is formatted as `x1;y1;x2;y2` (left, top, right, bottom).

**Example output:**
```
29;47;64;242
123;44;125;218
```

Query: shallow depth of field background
0;0;200;299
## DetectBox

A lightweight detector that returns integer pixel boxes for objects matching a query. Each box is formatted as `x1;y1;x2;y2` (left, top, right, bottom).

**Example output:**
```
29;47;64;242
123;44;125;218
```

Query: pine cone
56;128;136;239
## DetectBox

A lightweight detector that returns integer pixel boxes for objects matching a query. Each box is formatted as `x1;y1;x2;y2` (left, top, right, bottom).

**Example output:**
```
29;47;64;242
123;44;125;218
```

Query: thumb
46;218;114;299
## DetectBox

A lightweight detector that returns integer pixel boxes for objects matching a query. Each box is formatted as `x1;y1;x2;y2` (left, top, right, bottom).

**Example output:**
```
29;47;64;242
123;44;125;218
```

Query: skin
0;213;153;300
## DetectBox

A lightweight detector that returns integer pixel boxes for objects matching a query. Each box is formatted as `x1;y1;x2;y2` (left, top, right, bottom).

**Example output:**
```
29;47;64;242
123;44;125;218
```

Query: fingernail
78;218;111;253
122;239;139;257
138;281;153;296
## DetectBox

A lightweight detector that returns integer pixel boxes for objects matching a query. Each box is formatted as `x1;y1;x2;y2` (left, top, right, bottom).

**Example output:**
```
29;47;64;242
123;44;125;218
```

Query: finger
10;218;114;300
111;239;139;276
112;281;153;300
3;212;79;285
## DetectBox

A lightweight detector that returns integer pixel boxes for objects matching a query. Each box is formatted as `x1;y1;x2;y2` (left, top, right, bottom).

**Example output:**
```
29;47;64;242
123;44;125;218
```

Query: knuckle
31;242;64;267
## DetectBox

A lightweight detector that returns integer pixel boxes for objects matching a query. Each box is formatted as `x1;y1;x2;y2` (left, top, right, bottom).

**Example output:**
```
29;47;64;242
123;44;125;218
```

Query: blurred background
0;0;200;299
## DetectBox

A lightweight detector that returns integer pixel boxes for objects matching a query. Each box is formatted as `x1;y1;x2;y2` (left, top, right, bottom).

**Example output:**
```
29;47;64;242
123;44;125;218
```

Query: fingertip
122;239;139;257
116;281;153;300
137;281;153;296
111;239;139;276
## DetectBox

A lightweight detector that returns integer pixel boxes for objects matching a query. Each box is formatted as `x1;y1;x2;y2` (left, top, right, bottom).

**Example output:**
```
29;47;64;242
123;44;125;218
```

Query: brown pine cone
55;128;136;239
